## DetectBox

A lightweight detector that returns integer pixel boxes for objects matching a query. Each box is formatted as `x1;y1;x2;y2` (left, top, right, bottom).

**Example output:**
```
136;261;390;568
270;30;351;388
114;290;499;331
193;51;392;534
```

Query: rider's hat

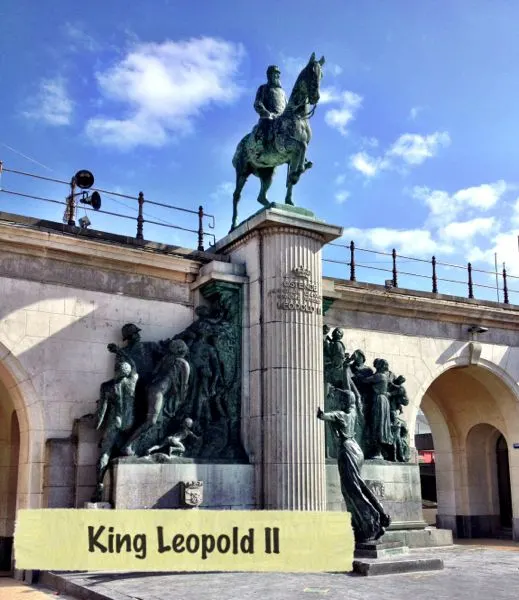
267;65;281;77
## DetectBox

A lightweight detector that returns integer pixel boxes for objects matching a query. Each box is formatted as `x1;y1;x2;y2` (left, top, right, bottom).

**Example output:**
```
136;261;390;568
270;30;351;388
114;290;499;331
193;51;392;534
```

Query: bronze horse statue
230;53;325;231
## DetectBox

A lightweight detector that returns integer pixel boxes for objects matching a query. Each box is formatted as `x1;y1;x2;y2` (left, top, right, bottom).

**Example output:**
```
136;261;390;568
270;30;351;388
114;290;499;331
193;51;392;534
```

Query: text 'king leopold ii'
88;526;281;560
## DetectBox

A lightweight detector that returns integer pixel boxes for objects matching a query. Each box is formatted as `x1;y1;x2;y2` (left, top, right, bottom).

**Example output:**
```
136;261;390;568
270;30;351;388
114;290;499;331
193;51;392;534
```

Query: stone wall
1;274;194;438
107;463;256;510
323;277;519;540
0;221;211;511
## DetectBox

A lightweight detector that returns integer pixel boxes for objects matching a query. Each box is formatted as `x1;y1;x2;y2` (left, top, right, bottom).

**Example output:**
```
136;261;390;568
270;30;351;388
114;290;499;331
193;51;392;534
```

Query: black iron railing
0;163;216;250
324;241;518;305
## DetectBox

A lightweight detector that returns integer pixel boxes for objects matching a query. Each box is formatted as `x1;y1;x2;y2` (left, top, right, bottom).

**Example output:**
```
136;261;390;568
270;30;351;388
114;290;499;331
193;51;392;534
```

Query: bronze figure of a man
253;65;287;146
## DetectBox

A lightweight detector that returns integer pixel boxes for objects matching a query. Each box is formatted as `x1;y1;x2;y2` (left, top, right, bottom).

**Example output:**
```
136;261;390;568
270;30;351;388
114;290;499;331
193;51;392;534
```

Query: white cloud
23;77;73;126
341;227;453;257
280;55;305;79
512;197;519;225
324;91;363;136
440;217;497;241
409;106;425;120
453;181;506;210
335;174;346;186
63;22;100;52
335;190;350;204
211;181;234;202
320;87;342;104
85;37;245;149
350;152;389;177
350;131;450;177
388;132;450;165
413;180;507;224
470;232;519;277
361;136;379;149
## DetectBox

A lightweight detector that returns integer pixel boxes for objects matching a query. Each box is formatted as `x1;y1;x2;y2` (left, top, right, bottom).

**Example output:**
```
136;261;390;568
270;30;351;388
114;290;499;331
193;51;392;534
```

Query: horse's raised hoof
304;160;313;170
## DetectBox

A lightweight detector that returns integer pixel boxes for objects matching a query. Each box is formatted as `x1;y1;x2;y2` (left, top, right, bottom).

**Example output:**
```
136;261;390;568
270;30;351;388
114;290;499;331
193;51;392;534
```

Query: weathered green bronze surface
92;356;138;501
323;326;411;462
230;53;325;231
90;284;246;497
317;390;391;543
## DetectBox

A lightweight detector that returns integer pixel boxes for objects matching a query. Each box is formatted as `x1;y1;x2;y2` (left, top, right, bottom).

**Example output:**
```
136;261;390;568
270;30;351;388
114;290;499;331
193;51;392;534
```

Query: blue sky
1;1;519;302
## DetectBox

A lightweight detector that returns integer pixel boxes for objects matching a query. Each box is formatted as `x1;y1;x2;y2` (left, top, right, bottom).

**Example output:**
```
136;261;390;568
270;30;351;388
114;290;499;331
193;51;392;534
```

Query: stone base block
354;541;408;559
106;461;256;509
352;556;444;576
327;460;427;529
382;527;453;548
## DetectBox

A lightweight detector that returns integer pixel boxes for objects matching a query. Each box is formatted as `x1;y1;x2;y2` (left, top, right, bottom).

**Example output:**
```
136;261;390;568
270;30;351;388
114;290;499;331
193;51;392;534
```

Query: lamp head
467;325;489;334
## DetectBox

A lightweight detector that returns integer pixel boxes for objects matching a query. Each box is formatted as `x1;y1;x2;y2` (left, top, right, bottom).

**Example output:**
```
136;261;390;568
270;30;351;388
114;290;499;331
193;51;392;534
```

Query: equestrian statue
230;52;325;231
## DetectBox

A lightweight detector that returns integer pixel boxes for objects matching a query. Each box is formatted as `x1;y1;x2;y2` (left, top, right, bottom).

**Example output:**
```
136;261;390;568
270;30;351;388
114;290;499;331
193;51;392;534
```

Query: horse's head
300;52;325;106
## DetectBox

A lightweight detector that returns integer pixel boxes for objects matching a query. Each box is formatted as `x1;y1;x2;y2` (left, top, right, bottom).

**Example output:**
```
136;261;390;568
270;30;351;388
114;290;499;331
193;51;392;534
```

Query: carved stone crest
181;480;203;507
365;480;385;498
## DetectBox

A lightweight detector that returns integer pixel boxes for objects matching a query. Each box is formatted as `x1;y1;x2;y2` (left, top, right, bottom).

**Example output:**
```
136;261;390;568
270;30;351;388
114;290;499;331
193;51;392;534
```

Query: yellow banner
15;510;353;573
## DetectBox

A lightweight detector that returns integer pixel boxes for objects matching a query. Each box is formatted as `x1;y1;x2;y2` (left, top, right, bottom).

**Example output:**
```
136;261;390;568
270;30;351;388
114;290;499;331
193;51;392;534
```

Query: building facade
1;212;518;567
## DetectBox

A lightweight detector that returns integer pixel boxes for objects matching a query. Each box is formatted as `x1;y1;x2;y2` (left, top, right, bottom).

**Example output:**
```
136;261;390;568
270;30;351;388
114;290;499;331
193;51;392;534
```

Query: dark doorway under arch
496;435;513;530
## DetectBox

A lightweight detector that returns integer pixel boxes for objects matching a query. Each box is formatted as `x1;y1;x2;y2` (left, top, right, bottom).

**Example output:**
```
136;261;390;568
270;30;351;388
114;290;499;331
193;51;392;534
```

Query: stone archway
418;363;519;540
0;342;45;569
0;390;20;571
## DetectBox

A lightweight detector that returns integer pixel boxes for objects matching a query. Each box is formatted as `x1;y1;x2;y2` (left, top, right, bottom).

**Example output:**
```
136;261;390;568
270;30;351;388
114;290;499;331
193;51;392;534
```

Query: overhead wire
0;162;192;229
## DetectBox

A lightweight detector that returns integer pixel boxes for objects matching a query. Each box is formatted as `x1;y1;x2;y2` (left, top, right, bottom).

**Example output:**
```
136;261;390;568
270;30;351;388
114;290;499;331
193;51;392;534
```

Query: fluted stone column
212;205;342;510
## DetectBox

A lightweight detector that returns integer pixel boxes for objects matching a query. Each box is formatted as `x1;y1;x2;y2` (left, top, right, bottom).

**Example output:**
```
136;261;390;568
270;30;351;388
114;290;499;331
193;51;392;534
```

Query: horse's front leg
231;171;248;232
285;178;295;206
291;141;308;184
284;141;307;205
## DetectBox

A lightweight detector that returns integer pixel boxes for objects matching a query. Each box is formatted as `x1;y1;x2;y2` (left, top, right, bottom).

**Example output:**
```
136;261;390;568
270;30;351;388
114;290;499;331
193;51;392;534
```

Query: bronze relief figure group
318;325;411;543
91;286;245;501
322;325;411;463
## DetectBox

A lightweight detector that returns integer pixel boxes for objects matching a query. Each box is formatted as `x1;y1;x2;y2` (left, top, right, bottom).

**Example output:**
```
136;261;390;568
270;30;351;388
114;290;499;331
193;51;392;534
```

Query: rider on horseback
230;53;325;231
253;65;287;150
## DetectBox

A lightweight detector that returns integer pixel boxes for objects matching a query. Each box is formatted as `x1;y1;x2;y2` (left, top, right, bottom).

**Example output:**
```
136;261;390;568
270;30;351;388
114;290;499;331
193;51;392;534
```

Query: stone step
353;556;444;576
354;542;409;559
356;541;404;550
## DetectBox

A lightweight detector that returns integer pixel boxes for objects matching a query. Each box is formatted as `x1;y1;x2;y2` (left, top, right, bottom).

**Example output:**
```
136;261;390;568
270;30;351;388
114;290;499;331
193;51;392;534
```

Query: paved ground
0;578;75;600
12;542;519;600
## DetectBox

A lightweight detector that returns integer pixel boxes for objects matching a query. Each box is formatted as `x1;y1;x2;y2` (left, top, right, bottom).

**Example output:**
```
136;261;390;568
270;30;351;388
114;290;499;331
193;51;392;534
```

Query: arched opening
0;342;45;572
0;381;20;571
419;363;519;540
414;409;437;525
496;434;512;530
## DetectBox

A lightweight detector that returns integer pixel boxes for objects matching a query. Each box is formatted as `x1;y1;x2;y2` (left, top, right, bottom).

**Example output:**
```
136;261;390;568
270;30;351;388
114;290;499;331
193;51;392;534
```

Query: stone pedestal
352;555;444;576
212;205;342;510
327;459;453;547
354;540;408;559
327;460;427;527
105;460;255;509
